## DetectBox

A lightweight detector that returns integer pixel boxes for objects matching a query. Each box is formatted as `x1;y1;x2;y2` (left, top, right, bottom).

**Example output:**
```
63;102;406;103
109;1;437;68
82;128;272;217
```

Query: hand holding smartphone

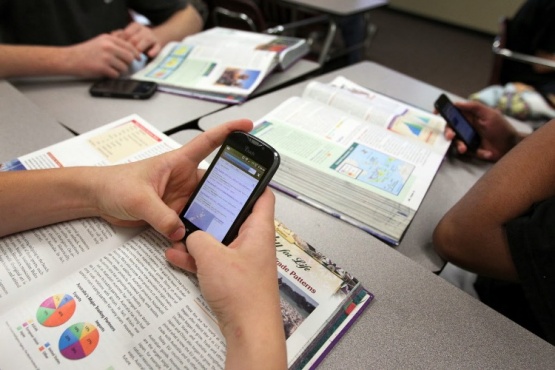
179;131;280;245
89;79;157;99
434;94;481;151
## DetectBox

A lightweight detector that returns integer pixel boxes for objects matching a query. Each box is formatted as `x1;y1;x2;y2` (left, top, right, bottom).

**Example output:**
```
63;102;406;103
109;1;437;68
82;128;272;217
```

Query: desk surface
199;61;483;272
279;0;388;16
11;59;319;135
169;126;555;368
0;81;74;163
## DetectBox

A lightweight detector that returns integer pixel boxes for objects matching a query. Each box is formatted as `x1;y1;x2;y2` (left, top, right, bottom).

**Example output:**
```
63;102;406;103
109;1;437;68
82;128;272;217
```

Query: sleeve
505;196;555;344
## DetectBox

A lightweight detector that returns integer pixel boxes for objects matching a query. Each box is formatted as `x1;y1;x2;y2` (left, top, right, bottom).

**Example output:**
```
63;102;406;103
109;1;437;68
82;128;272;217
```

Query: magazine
132;27;309;104
251;76;452;245
0;115;372;369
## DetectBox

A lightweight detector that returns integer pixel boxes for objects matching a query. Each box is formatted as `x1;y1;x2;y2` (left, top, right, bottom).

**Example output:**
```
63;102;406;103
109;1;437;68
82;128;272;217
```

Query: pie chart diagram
36;294;76;327
58;322;100;360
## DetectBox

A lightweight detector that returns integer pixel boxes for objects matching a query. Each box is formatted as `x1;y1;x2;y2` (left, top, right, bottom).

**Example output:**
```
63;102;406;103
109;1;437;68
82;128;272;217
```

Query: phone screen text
183;145;266;242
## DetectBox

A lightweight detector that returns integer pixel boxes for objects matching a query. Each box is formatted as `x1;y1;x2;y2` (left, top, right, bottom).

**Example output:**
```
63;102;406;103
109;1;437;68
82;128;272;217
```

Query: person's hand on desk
445;101;527;162
165;189;287;370
64;34;141;78
0;35;139;79
112;22;162;59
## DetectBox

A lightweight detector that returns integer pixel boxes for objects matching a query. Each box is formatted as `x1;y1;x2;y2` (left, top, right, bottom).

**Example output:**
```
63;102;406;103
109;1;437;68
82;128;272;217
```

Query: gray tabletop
11;59;320;135
170;126;555;368
0;80;74;163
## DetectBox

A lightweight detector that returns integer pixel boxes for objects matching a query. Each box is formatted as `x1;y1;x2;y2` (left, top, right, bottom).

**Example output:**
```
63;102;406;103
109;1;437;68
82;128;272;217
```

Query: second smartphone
434;93;481;151
179;131;280;245
89;79;157;99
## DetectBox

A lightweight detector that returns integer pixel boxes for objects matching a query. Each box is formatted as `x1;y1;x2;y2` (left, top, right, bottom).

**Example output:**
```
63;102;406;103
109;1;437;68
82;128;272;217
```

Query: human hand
63;34;140;78
93;119;254;240
165;189;287;369
445;100;522;161
112;22;162;58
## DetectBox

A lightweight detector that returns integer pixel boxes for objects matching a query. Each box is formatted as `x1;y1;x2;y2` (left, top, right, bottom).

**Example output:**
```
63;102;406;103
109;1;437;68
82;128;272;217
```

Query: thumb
186;230;224;264
140;193;185;240
477;148;494;161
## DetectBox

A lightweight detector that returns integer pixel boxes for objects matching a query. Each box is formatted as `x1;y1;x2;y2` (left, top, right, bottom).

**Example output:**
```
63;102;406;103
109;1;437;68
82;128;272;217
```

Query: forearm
222;291;287;370
434;120;555;279
0;168;100;237
0;45;73;78
151;5;203;45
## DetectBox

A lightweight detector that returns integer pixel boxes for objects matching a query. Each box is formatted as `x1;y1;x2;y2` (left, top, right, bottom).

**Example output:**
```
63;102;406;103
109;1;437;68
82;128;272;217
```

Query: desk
11;59;320;135
169;125;555;368
0;80;74;163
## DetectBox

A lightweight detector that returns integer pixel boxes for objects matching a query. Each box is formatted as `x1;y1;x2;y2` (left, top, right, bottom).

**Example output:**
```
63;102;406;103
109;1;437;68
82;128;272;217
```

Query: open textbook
0;115;372;369
132;27;309;104
252;76;452;245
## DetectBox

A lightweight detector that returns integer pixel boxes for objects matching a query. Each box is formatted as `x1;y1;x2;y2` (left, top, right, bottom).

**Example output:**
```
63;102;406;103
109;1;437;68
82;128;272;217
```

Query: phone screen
435;94;480;150
442;102;476;144
183;145;267;242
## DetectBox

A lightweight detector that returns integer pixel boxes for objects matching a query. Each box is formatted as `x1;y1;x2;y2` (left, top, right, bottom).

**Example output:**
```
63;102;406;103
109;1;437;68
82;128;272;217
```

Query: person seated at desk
470;0;555;122
433;100;555;344
0;119;287;369
0;0;207;79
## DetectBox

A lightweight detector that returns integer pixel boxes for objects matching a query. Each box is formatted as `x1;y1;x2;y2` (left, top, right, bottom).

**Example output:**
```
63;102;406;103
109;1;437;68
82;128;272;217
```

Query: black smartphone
434;93;481;151
179;131;280;245
89;79;157;99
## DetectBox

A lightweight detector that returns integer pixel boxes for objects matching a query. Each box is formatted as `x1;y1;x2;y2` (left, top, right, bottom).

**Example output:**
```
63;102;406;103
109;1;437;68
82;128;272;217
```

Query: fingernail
169;226;185;240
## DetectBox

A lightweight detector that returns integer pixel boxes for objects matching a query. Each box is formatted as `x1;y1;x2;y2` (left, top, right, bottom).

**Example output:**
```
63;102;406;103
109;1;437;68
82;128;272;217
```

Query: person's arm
0;34;140;78
0;119;253;238
166;189;287;369
117;5;203;58
151;4;203;46
433;119;555;281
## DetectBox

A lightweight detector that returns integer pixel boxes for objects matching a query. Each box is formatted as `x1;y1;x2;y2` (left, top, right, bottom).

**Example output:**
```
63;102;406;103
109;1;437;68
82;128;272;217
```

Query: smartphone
434;93;481;151
179;131;280;245
89;79;157;99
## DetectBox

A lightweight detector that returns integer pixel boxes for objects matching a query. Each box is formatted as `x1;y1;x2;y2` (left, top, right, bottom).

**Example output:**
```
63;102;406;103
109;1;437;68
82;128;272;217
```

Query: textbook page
302;77;451;154
132;40;276;99
253;97;447;243
0;223;371;369
0;115;180;314
0;115;180;171
184;27;309;70
0;229;227;369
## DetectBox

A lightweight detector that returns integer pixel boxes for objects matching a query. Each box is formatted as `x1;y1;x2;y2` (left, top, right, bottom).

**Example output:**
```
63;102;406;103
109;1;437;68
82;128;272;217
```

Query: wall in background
389;0;524;34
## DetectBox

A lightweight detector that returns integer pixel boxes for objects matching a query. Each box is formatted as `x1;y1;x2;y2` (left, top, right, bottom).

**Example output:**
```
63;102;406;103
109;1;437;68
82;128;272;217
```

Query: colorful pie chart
36;294;76;327
59;322;100;360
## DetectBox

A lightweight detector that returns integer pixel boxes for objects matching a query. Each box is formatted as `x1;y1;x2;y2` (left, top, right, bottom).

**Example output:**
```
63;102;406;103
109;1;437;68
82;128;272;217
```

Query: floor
324;7;496;99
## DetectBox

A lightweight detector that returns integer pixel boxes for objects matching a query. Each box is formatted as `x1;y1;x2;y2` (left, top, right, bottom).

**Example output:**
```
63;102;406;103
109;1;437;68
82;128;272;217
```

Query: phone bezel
434;94;481;151
179;131;280;245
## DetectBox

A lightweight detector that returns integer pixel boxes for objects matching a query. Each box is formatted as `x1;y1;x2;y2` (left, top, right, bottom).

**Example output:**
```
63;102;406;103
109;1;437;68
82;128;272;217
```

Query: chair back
212;0;267;32
489;17;509;85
